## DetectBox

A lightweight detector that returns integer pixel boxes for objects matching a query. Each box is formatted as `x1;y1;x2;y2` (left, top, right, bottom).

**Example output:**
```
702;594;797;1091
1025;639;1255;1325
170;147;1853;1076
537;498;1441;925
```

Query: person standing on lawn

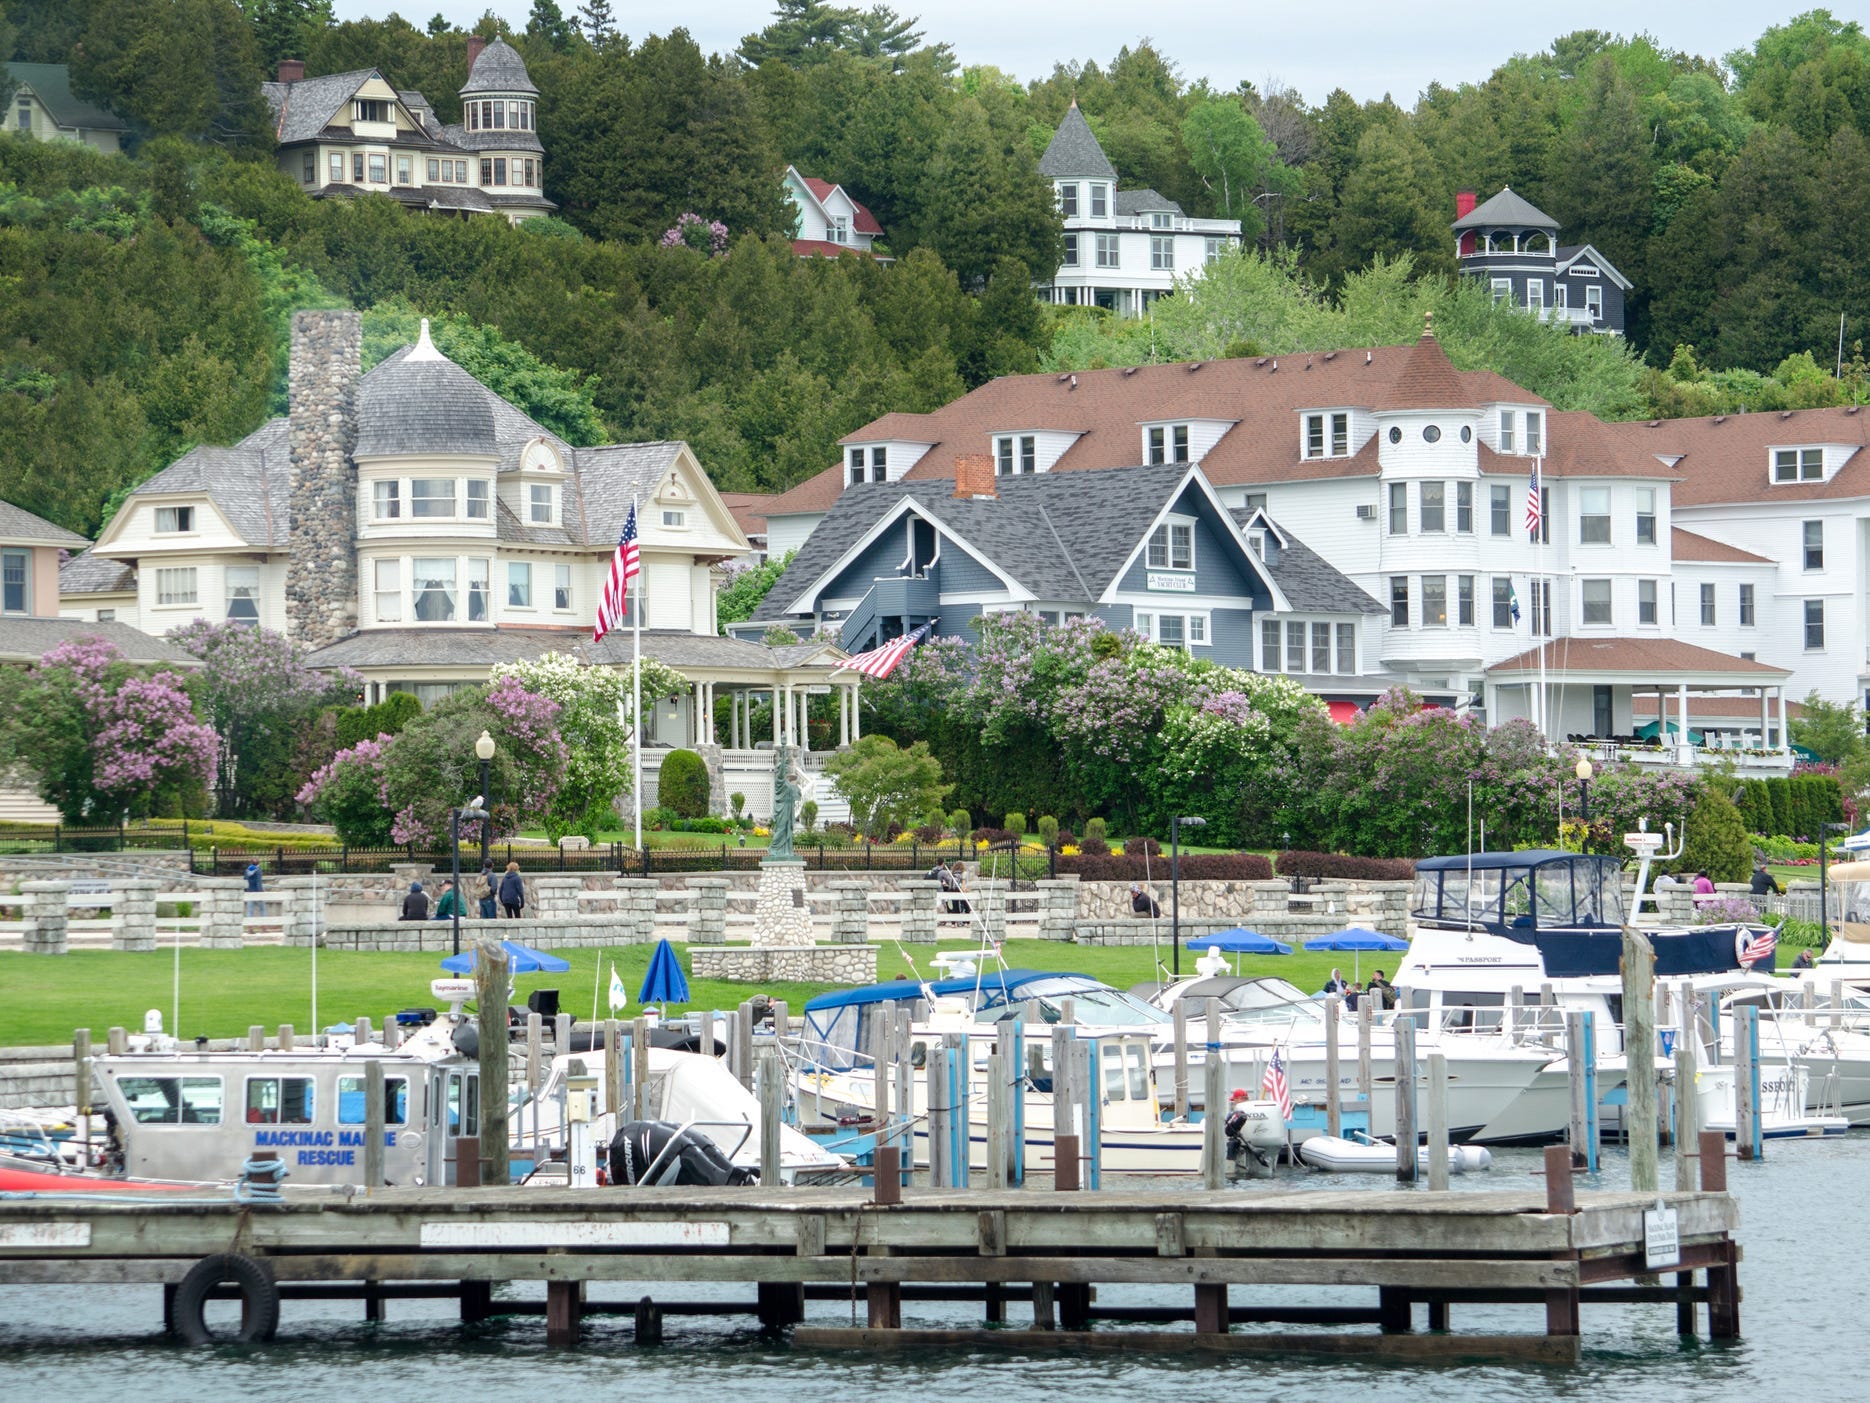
499;861;526;919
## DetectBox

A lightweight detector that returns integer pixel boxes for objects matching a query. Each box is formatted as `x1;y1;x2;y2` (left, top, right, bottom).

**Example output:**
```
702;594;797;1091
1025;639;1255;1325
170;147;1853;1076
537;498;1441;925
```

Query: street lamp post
1170;815;1206;977
1820;820;1850;945
1575;756;1593;828
475;730;496;869
451;795;489;958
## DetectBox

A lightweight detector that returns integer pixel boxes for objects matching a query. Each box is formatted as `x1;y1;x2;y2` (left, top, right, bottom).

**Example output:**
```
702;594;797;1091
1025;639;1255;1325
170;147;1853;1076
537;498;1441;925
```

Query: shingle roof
356;339;500;458
0;617;192;667
1453;186;1558;231
0;499;86;547
130;418;291;547
1487;638;1788;679
1475;412;1675;481
570;442;686;546
1114;189;1183;216
7;63;127;132
304;627;834;672
720;492;774;540
444;123;544;154
758;465;1216;620
1230;510;1385;614
1671;527;1772;564
1373;328;1471;411
461;39;538;96
1621;407;1870;507
58;549;135;596
796;174;886;235
264;70;377;145
1038;103;1117;180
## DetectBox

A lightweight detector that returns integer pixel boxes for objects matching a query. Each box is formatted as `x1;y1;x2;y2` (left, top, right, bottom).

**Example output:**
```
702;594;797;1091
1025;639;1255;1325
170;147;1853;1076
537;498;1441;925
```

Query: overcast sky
330;1;1786;105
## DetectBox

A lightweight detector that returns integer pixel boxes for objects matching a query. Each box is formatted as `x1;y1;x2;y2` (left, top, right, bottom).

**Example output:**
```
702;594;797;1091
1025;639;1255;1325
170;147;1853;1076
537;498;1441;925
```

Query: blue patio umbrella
439;940;571;975
638;937;691;1007
1303;926;1407;981
1184;928;1294;956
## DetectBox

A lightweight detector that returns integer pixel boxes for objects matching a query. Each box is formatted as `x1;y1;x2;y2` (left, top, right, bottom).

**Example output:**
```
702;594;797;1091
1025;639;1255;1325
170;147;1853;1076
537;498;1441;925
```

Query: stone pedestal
752;860;813;947
110;880;158;952
21;881;70;955
686;877;728;944
975;880;1008;943
198;877;247;949
530;876;584;920
830;881;870;944
1035;877;1080;942
271;876;318;947
901;882;938;944
613;878;658;943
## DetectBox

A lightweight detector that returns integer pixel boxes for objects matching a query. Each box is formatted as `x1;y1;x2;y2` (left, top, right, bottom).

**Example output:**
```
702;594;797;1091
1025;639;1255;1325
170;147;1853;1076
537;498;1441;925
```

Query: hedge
658;749;710;819
1058;853;1274;881
1275;850;1417;881
1737;774;1846;840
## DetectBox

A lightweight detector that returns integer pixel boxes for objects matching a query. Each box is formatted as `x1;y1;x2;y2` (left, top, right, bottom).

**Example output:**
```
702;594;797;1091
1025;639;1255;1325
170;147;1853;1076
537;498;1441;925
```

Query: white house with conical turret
1037;101;1241;317
262;37;553;223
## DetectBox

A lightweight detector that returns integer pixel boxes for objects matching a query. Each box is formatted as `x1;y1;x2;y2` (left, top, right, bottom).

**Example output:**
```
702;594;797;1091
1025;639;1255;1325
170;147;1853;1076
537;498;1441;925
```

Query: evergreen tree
1542;56;1655;312
525;0;576;52
245;0;335;70
575;0;618;49
737;0;853;69
1676;784;1754;884
1334;121;1450;274
916;96;1061;287
73;0;271;151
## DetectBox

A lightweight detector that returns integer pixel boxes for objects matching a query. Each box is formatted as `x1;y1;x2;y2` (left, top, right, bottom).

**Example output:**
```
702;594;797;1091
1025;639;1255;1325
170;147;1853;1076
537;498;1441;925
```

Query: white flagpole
1534;454;1547;745
632;494;643;853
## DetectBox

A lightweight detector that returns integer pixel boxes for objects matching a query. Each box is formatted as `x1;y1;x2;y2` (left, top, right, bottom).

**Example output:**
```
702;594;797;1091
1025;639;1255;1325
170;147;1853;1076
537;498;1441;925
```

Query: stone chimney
466;35;487;71
285;310;362;648
953;453;996;499
277;59;305;84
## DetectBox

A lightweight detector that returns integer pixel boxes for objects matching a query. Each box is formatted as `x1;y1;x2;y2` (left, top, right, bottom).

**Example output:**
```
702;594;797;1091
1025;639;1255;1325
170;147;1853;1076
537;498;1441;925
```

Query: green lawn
0;939;1354;1048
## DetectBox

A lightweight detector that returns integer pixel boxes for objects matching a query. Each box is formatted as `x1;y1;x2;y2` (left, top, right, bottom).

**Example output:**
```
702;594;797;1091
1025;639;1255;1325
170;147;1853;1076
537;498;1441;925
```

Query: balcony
838;573;937;651
1577;738;1794;776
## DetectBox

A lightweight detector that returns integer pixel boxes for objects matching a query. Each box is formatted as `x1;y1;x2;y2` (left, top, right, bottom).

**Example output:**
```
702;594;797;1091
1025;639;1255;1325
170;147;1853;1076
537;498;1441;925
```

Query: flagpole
1535;453;1547;746
632;492;643;853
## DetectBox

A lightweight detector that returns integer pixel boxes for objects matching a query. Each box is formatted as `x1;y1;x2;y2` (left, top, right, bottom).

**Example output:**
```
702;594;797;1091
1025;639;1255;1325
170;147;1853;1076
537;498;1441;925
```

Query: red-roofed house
783;166;889;261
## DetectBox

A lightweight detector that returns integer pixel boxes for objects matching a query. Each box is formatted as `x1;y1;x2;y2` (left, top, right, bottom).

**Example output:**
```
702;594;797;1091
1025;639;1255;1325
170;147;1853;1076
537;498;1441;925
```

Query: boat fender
169;1252;280;1345
1736;928;1771;968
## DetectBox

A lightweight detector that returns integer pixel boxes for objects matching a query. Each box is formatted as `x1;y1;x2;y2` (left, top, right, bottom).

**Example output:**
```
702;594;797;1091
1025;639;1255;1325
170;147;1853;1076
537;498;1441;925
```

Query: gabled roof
0;617;192;667
1230;509;1385;615
1453;187;1558;231
1038;102;1117;181
1114;189;1183;217
1671;527;1772;565
719;492;774;541
1373;327;1471;411
1622;406;1870;507
0;499;86;547
6;64;127;132
794;172;885;235
125;418;292;548
839;413;938;446
1474;412;1677;481
461;38;538;96
758;464;1265;622
1555;244;1632;292
263;69;379;144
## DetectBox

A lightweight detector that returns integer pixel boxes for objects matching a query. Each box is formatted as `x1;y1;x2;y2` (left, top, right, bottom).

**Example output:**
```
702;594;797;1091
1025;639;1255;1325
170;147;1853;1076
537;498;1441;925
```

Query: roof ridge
1034;499;1094;600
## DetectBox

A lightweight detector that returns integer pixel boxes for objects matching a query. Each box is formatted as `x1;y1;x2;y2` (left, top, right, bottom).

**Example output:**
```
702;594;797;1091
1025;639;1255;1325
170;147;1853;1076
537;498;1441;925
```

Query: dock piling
1356;1000;1372;1111
1324;995;1342;1138
475;938;510;1187
246;1025;263;1052
1172;1000;1189;1122
363;1058;385;1190
757;1049;783;1185
1201;998;1224;1190
1674;995;1701;1191
1622;929;1659;1192
1734;1004;1762;1162
604;1019;622;1121
1393;1020;1417;1183
1424;1051;1448;1192
987;1029;1010;1191
1565;1010;1598;1172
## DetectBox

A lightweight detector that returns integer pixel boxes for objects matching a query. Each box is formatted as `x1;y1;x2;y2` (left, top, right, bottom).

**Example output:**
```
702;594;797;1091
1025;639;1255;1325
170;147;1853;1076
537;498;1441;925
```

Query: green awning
1634;719;1705;745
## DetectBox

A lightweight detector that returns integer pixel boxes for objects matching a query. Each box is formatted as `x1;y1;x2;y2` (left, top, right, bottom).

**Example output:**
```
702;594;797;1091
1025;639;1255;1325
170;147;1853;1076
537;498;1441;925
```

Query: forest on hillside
1;0;1868;537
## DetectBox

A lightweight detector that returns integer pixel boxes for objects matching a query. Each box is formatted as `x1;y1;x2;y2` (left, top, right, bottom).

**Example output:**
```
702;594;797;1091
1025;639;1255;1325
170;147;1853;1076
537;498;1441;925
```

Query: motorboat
793;970;1290;1174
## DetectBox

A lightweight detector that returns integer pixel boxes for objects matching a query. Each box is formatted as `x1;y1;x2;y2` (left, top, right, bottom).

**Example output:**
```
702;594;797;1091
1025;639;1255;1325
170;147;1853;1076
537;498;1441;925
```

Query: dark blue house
742;458;1390;693
1453;188;1629;337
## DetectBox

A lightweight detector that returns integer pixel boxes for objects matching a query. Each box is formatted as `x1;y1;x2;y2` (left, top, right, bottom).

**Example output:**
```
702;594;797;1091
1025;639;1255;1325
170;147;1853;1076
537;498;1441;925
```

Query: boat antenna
1466;779;1475;927
310;860;319;1044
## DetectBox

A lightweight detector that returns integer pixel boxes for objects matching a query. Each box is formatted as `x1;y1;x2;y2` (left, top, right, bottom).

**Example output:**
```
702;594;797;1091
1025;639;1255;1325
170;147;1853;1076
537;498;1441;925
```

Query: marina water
0;1137;1853;1399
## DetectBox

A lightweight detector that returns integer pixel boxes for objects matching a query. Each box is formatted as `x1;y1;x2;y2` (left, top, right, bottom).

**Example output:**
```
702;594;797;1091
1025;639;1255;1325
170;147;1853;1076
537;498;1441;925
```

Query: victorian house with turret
60;311;856;819
1452;188;1629;336
262;38;552;222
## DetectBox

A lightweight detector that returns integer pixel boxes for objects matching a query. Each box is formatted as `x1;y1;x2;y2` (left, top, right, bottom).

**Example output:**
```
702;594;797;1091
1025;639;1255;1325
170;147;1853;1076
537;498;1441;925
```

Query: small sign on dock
1643;1203;1680;1270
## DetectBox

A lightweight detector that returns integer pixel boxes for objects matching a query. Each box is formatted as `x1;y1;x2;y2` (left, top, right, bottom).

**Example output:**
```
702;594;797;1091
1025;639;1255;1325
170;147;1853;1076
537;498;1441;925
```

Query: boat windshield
1414;854;1625;933
977;985;1167;1026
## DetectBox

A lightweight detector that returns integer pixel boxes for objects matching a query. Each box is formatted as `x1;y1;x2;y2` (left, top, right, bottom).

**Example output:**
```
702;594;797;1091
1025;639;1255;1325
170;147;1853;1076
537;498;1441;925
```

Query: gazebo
1483;637;1794;772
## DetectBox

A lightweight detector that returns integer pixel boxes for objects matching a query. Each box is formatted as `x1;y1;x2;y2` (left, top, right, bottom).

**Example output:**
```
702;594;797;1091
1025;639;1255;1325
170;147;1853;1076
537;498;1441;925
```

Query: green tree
825;734;951;839
1181;96;1286;232
73;0;272;150
915;95;1060;286
1676;783;1754;883
1790;691;1868;764
1334;122;1451;275
659;749;711;818
490;653;636;839
244;0;335;69
738;0;853;68
717;551;796;630
575;0;618;48
524;0;576;52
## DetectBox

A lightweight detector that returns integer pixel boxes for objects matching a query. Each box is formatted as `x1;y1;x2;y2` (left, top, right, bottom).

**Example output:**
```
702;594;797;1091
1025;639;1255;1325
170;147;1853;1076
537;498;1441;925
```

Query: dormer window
996;435;1035;475
1498;409;1544;455
353;99;389;123
1147;518;1193;571
847;447;887;485
1304;412;1349;459
530;484;555;525
1059;183;1079;218
1151;211;1172;230
1526;411;1543;455
1147;425;1189;465
155;505;195;534
1774;448;1823;483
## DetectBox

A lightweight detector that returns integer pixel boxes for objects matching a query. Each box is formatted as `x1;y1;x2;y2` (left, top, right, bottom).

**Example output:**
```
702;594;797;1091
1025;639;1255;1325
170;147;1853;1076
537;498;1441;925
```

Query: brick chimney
953;453;996;499
285;310;362;648
1455;190;1477;257
277;58;305;84
466;35;488;71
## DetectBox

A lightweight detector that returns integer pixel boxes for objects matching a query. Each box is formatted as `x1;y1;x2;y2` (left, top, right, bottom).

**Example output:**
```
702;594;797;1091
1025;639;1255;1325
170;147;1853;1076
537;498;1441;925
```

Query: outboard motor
1224;1096;1273;1173
608;1121;756;1187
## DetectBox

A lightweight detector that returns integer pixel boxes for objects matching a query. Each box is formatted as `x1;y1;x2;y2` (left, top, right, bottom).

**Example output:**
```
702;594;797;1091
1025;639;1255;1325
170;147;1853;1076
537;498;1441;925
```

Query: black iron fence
0;821;196;854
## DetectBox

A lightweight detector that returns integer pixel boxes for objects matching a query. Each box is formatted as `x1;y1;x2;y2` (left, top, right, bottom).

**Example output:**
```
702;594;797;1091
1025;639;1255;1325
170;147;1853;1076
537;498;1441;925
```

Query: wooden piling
1541;1145;1580;1338
1050;1026;1075;1183
872;1008;891;1136
1733;1004;1761;1162
474;940;510;1186
72;1029;91;1122
1394;1020;1417;1183
928;1036;950;1189
736;1001;756;1090
1054;1134;1080;1191
363;1058;386;1191
1674;998;1701;1192
1699;1129;1740;1338
555;1011;571;1054
355;1016;373;1046
106;1026;126;1056
698;1008;715;1059
758;1049;783;1186
545;1279;583;1346
454;1137;480;1188
632;1016;653;1121
634;1295;664;1345
604;1019;622;1121
1424;1051;1449;1193
526;1014;543;1092
1565;1011;1590;1170
1356;999;1372;1109
951;1034;972;1190
872;1146;901;1206
1324;995;1342;1138
1202;998;1225;1191
987;1029;1010;1191
893;1008;914;1173
1622;929;1659;1192
1172;1000;1190;1121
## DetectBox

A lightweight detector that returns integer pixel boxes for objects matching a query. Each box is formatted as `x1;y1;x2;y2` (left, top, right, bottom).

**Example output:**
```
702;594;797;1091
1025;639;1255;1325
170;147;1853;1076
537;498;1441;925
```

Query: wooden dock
0;1145;1740;1364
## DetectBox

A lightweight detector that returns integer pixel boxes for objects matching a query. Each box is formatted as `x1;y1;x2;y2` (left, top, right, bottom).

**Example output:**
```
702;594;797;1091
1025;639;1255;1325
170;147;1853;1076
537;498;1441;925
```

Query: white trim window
1699;582;1716;626
1804;519;1824;570
529;484;555;525
412;558;456;621
1578;487;1611;545
1146;425;1190;465
465;480;490;520
225;566;260;624
554;563;573;611
662;509;687;528
156;567;198;607
1061;233;1079;267
1421;574;1447;626
1095;233;1119;268
1739;583;1756;626
411;478;457;518
507;561;532;608
996;435;1036;475
1146;518;1194;571
467;558;490;622
1526;280;1545;312
1140;612;1207;650
373;481;401;520
1581;578;1612;626
1491;277;1512;305
374;559;402;622
1585;284;1604;321
1150;235;1172;271
1304;412;1349;459
1419;481;1445;533
1456;482;1473;533
1638;578;1658;625
1805;598;1825;650
1634;487;1656;545
1390;576;1409;627
1;549;28;614
1058;183;1079;218
1774;448;1823;483
1499;409;1516;453
1089;184;1108;218
1525;411;1543;456
155;505;195;534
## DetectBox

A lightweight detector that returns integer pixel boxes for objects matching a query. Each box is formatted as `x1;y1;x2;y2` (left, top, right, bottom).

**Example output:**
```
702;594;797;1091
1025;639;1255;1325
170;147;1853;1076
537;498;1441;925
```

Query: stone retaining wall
317;915;660;952
690;944;878;985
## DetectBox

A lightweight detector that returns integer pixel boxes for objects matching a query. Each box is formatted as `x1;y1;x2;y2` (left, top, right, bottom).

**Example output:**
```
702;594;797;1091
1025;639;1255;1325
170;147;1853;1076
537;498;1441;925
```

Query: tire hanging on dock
169;1252;281;1345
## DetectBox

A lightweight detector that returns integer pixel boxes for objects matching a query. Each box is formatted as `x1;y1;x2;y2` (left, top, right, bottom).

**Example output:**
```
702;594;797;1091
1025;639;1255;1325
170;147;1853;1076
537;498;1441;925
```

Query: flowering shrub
660;212;729;256
296;736;394;846
1694;896;1761;926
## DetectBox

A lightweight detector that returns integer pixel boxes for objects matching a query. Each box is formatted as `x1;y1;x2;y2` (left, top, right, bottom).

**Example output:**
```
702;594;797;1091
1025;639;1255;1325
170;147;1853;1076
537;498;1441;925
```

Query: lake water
0;1137;1855;1401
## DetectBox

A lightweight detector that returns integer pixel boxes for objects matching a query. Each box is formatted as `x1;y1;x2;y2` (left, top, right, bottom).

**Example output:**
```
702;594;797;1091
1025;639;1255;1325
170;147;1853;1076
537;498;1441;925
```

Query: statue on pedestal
767;743;799;862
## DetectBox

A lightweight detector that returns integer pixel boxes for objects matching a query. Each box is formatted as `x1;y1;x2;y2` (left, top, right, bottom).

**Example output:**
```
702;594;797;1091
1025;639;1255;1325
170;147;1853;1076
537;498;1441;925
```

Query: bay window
412;559;456;621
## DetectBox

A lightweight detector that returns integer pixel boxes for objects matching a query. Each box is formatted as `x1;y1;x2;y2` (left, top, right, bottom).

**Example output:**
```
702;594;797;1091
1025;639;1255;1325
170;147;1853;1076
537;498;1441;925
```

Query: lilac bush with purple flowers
661;213;729;256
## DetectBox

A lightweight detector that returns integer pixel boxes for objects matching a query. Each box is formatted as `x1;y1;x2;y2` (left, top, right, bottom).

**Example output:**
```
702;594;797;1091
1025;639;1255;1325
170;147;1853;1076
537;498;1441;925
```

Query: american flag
1261;1049;1292;1124
1737;927;1777;967
593;504;641;644
1525;461;1543;538
840;621;933;680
